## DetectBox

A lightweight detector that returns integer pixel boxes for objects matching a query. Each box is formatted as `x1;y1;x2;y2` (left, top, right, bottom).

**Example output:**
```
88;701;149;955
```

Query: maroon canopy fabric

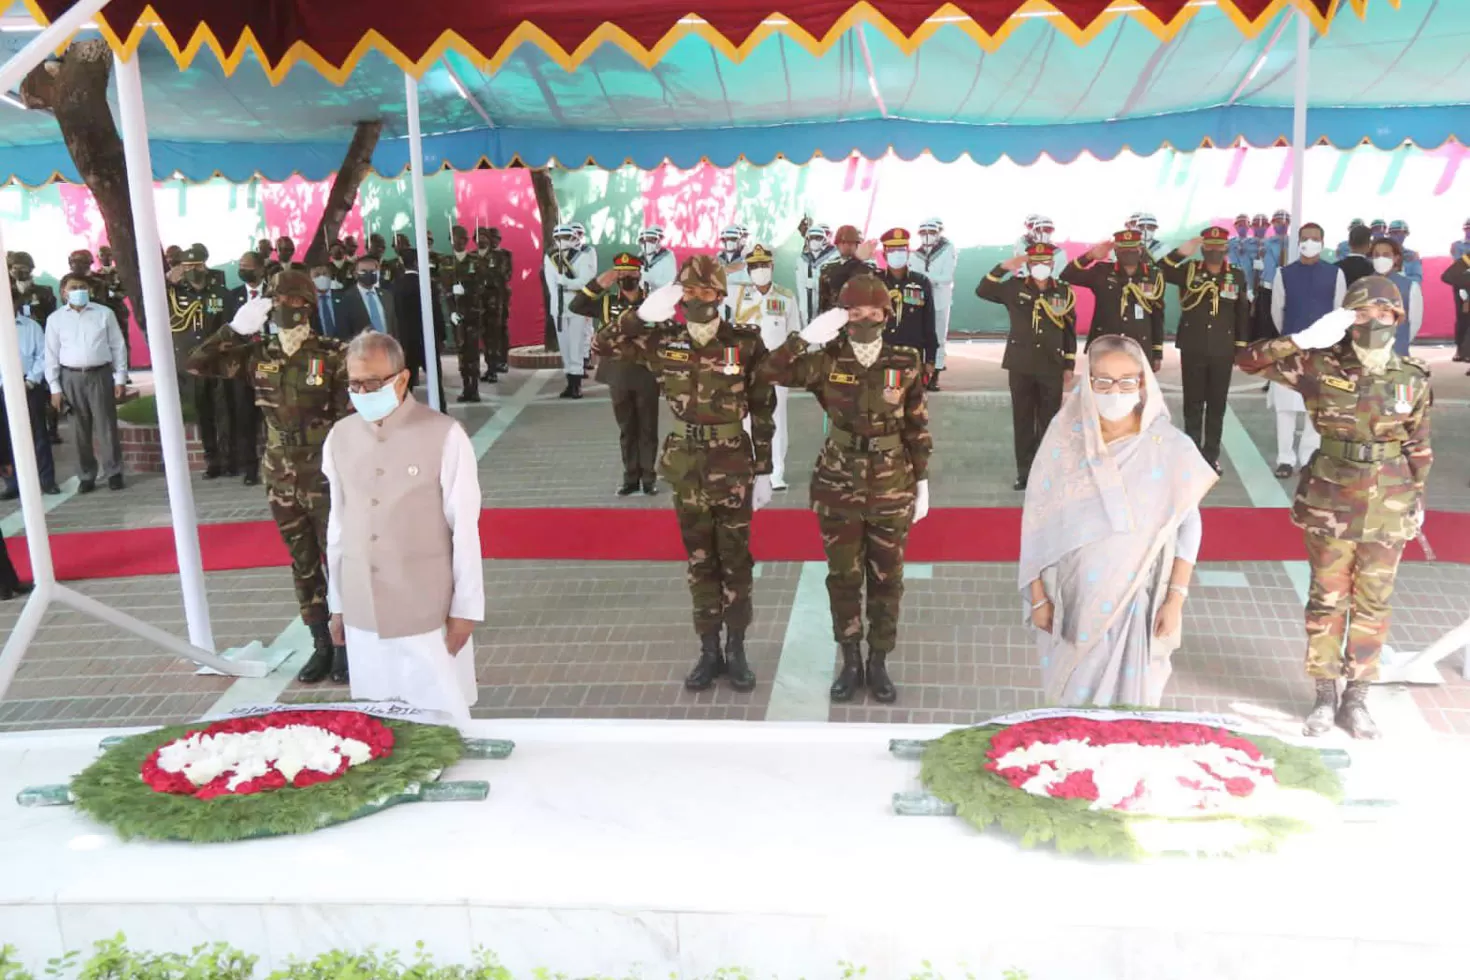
31;1;1341;79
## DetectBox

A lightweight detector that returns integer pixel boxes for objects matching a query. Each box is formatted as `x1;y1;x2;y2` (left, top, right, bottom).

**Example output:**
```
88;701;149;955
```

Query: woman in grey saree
1020;335;1219;706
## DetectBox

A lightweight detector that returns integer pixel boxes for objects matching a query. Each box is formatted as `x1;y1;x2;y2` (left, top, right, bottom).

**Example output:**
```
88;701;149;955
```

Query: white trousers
346;625;478;726
771;386;790;486
933;303;953;369
1274;410;1321;469
557;314;594;376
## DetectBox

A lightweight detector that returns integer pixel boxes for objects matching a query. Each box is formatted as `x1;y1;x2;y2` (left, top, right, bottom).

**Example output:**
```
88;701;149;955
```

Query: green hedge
116;395;198;426
0;937;1031;980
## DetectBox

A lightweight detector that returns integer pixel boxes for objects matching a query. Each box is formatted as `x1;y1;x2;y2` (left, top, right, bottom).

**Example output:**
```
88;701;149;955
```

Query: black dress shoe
616;481;639;497
41;484;61;495
1209;459;1223;475
297;623;335;684
1274;464;1294;479
1013;476;1028;492
330;645;350;684
203;465;223;480
481;370;498;383
0;489;17;501
642;480;658;496
78;479;96;494
456;391;482;403
108;474;124;491
0;581;33;601
242;468;260;487
829;640;865;703
684;632;726;691
49;433;62;446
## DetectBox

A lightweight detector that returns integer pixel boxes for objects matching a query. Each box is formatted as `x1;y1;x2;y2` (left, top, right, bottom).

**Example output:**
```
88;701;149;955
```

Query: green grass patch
116;394;198;426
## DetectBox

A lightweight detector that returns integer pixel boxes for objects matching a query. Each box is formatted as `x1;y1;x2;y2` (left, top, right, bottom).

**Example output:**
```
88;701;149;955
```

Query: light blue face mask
348;384;401;422
887;249;909;269
67;289;90;308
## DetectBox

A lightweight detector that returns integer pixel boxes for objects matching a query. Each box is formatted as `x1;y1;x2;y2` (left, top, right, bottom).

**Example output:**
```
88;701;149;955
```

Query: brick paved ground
2;345;1467;735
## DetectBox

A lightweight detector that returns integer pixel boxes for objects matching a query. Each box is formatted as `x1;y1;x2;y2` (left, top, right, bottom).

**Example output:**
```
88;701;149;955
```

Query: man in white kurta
726;244;805;490
325;332;484;724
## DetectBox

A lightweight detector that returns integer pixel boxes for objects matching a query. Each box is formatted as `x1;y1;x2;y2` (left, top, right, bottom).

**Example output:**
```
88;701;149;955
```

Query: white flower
155;723;376;794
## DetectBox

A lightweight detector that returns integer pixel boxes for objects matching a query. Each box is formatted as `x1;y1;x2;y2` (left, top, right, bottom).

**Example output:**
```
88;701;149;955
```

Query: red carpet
5;508;1466;582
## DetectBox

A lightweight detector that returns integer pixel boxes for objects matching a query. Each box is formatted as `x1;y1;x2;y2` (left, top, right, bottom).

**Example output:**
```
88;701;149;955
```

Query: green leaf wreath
919;724;1344;860
69;717;464;843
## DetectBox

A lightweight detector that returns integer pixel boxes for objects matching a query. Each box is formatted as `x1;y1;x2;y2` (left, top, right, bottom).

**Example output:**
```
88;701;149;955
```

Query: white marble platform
2;719;1468;980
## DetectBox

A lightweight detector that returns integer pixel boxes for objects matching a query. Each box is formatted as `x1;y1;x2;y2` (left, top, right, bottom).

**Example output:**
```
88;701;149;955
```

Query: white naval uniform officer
726;244;805;490
1012;215;1068;280
325;332;483;725
542;223;598;397
796;222;838;323
638;226;678;290
914;217;958;382
718;225;751;290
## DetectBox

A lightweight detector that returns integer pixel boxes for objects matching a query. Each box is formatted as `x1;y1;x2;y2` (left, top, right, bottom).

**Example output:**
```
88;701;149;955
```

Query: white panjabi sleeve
1174;506;1203;565
440;422;485;622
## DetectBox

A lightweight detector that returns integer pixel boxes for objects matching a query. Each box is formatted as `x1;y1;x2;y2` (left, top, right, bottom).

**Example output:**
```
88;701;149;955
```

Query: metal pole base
1374;619;1470;685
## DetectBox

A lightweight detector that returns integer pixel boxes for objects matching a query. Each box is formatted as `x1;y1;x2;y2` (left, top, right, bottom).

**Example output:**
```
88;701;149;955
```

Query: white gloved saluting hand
800;308;847;346
912;479;930;524
452;284;466;297
752;474;774;513
1292;307;1356;350
229;296;273;336
637;282;684;323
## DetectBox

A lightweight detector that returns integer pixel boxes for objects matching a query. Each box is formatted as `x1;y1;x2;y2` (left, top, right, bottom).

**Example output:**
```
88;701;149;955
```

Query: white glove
450;312;463;326
912;479;930;524
1293;307;1356;350
752;474;773;513
637;282;683;322
228;296;273;336
800;308;847;346
452;283;466;296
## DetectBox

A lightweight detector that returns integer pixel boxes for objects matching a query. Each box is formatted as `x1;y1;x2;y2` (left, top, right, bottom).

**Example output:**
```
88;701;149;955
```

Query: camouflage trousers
483;294;508;366
817;509;913;653
267;476;331;626
673;481;755;635
1303;531;1406;682
455;312;482;384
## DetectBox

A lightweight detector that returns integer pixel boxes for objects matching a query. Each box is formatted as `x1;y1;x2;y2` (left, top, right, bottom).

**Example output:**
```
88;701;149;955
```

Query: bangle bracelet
1167;585;1189;599
1031;598;1052;611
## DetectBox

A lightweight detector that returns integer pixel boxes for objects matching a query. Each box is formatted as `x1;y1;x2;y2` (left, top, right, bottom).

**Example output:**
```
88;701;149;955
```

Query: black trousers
1181;352;1234;463
1453;286;1470;359
182;374;255;470
1251;288;1279;342
1008;370;1063;477
229;377;260;472
611;381;659;484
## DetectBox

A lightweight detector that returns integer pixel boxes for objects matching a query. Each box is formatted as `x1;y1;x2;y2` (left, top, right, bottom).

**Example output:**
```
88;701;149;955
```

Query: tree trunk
529;166;562;351
301;121;383;269
21;40;145;336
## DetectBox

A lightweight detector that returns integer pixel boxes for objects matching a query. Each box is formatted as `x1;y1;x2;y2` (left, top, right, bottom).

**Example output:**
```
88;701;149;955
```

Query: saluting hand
1000;255;1028;274
1177;237;1203;258
800;308;847;346
596;269;620;289
856;240;877;262
638;282;683;322
1087;240;1113;261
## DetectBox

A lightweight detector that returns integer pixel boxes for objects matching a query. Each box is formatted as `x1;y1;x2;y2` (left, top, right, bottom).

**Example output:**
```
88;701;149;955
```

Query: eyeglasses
348;373;402;394
1091;376;1142;393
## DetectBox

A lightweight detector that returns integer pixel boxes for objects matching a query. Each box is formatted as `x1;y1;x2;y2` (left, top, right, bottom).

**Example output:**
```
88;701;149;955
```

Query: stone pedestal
507;345;565;370
119;422;206;474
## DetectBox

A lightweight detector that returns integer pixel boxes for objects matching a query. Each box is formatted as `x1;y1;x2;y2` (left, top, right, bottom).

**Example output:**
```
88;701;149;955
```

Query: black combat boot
457;376;481;404
926;369;942;393
867;648;897;704
330;644;350;685
684;631;725;691
724;628;757;692
829;640;865;702
297;622;334;684
1336;680;1380;740
559;374;576;399
242;465;260;487
569;375;584;400
1302;678;1338;737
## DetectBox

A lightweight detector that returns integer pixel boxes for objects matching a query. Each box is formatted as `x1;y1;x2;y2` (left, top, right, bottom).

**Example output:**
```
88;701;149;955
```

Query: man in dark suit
309;263;345;338
392;247;448;411
333;255;396;339
221;250;269;484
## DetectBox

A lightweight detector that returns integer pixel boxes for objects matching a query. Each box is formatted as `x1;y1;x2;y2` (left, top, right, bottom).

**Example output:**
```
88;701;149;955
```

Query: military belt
1317;437;1402;463
677;420;746;442
829;426;903;453
266;426;328;449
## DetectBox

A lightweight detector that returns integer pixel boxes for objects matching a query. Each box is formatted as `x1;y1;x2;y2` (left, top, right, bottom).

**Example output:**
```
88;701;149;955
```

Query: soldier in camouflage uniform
187;271;354;685
594;255;777;692
442;226;487;402
477;227;513;381
1237;275;1432;739
758;274;932;703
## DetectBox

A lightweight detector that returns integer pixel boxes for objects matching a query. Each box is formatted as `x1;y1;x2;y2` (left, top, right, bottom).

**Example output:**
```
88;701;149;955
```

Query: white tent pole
405;74;444;410
0;0;110;95
114;50;215;651
1288;8;1309;264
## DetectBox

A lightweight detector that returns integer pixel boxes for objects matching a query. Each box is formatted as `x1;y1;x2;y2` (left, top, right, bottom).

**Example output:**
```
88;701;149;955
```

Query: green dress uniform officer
444;225;488;403
1063;229;1167;370
478;227;514;380
1161;226;1253;472
877;228;939;378
758;275;932;704
573;252;660;496
978;242;1078;491
818;225;877;313
593;255;777;692
327;240;355;290
1236;276;1432;739
187;271;354;685
169;245;238;478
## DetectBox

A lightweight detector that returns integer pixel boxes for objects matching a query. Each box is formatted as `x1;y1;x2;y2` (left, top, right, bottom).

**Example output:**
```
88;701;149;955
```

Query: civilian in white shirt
44;274;128;492
0;312;59;498
324;332;483;723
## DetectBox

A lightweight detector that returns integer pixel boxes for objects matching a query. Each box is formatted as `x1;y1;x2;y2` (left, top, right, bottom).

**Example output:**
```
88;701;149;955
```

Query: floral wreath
919;711;1344;859
70;708;464;843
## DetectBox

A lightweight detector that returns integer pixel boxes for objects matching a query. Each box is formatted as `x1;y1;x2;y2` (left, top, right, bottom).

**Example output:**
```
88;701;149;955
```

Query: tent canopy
2;0;1464;185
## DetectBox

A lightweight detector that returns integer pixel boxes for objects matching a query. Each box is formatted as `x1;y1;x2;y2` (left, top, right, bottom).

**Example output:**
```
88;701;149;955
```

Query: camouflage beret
182;245;209;264
1342;275;1404;313
8;251;34;268
274;270;316;302
676;254;727;293
838;273;890;309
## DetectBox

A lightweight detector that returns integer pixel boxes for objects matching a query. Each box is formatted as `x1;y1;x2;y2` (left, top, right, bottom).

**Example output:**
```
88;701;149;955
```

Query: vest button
376;468;384;476
371;499;379;506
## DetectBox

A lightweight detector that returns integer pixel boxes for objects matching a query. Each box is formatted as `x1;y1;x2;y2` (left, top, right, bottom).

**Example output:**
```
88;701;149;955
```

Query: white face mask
453;249;467;261
1299;240;1323;258
1033;230;1052;244
920;233;938;247
887;250;909;269
313;275;332;292
641;241;658;256
1028;264;1052;282
1095;390;1141;421
749;267;773;287
1371;256;1395;275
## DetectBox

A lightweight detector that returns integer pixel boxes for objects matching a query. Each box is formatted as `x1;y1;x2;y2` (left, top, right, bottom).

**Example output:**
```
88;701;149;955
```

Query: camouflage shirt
483;247;513;299
443;252;489;316
594;309;777;488
759;335;932;518
186;326;351;488
1237;337;1432;543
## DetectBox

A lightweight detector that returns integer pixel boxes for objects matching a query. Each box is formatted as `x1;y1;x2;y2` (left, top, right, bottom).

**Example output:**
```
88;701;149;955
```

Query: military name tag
661;349;691;362
1133;304;1145;320
829;371;858;385
1322;376;1356;393
256;363;280;374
